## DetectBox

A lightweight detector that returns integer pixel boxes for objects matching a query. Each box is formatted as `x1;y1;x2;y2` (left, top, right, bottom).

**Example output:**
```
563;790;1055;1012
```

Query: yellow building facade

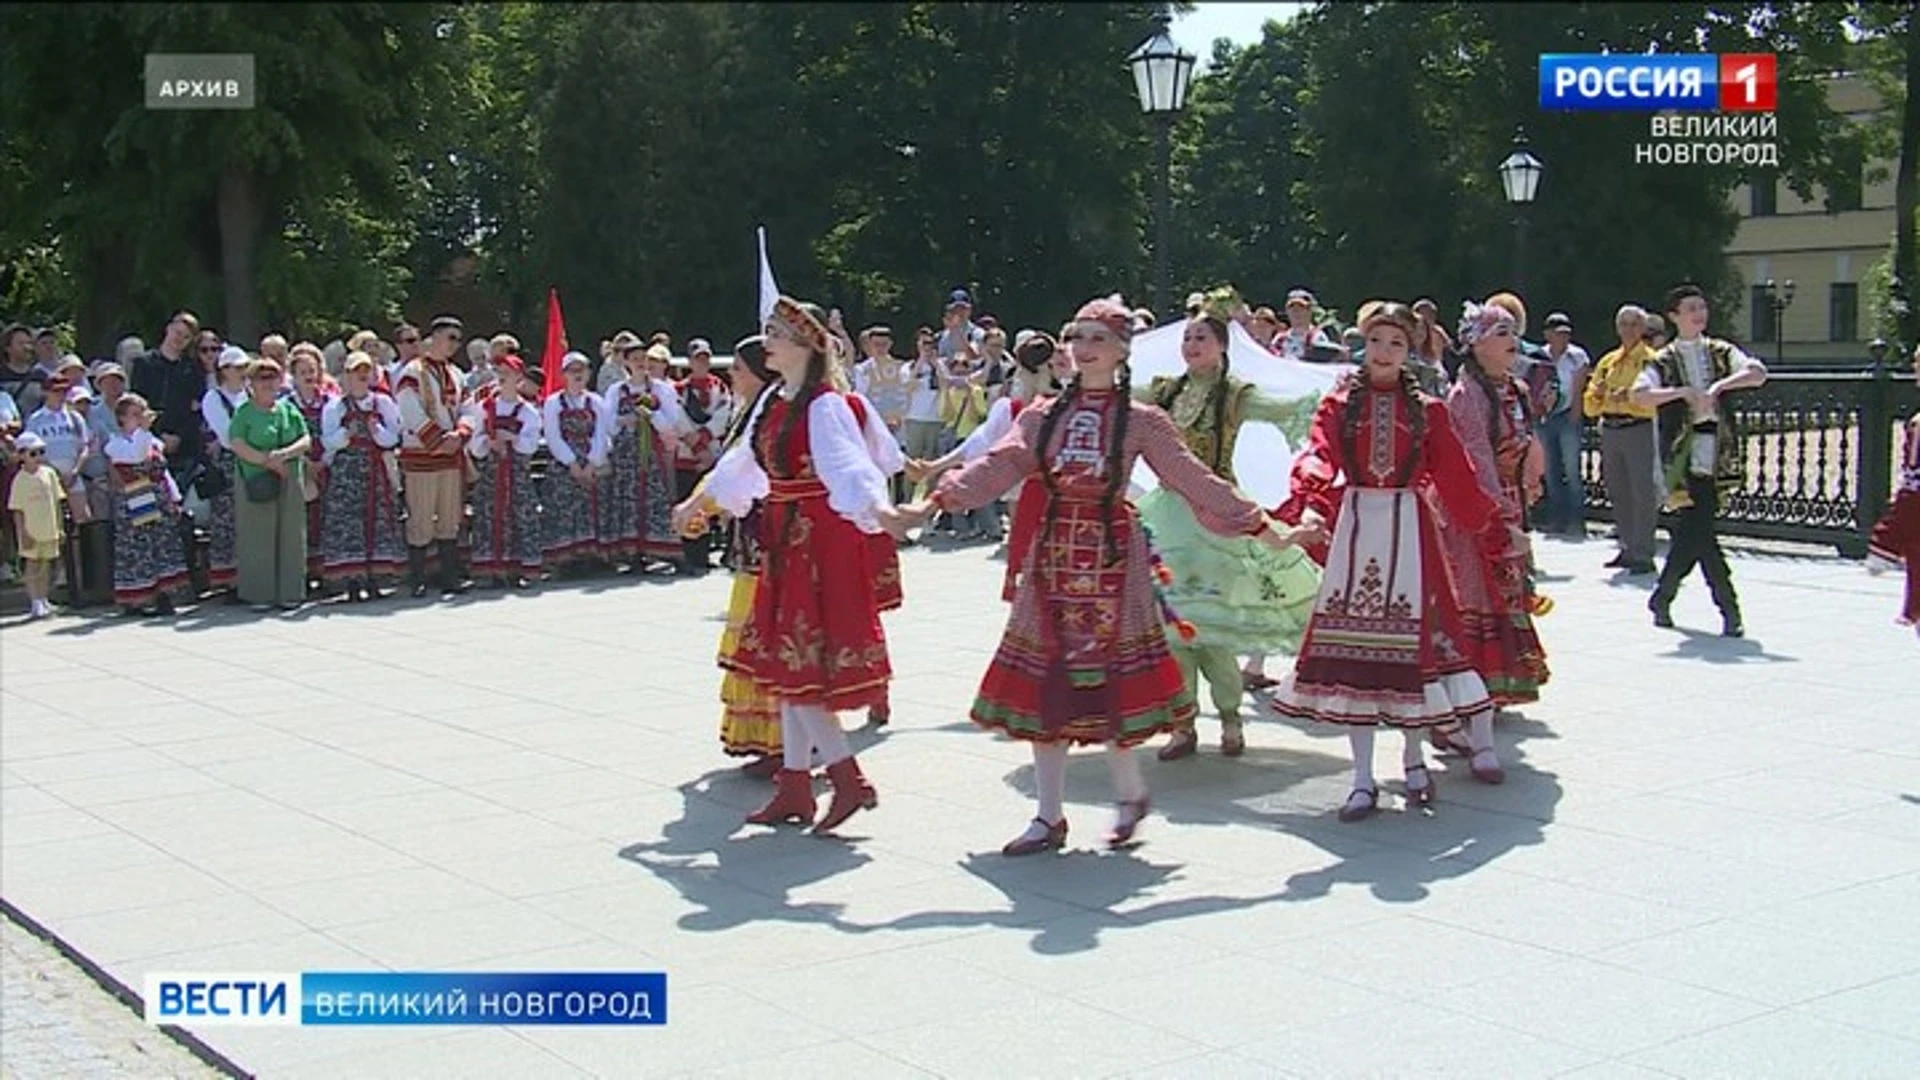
1726;76;1895;365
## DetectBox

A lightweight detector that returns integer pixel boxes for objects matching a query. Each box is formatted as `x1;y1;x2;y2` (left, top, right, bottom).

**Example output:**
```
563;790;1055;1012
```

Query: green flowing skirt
1137;486;1320;655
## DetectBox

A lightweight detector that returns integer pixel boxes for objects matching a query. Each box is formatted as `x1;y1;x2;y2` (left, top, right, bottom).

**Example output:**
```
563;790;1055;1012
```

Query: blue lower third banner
144;972;666;1026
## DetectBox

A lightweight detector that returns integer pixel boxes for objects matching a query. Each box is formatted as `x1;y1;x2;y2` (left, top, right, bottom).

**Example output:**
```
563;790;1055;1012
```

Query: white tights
1346;727;1429;792
778;700;852;772
1026;741;1147;827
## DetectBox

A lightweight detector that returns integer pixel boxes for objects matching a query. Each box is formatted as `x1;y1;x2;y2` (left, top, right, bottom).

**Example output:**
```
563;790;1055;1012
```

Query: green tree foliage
0;3;441;352
3;1;1908;358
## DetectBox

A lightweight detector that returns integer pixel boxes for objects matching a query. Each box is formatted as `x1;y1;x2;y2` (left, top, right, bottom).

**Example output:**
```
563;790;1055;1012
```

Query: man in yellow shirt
1583;303;1660;573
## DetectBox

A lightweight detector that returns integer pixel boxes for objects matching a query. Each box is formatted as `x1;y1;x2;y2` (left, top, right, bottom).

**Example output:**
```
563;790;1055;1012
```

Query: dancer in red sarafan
1272;302;1521;823
1430;301;1551;710
677;297;909;835
1867;342;1920;637
893;296;1301;856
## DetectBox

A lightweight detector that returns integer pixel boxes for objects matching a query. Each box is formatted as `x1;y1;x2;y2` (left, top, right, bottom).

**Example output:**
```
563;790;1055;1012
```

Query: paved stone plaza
2;535;1916;1079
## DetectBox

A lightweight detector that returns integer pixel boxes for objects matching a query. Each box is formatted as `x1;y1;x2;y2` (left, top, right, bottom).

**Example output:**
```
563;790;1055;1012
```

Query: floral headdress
1194;285;1243;326
1457;300;1516;348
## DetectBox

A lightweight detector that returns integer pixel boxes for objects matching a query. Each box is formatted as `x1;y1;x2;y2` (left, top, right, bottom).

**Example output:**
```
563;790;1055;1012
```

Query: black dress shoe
1604;555;1628;569
1628;561;1658;575
1649;596;1674;628
1722;614;1744;638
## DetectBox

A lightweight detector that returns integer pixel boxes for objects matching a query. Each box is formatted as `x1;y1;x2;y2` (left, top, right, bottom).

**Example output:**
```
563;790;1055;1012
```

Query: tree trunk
1893;11;1919;352
77;240;133;358
216;165;262;345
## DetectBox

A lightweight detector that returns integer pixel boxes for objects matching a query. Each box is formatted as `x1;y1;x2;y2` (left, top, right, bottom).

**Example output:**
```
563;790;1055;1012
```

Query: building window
1826;147;1863;212
1749;174;1776;216
1750;284;1776;343
1829;282;1859;342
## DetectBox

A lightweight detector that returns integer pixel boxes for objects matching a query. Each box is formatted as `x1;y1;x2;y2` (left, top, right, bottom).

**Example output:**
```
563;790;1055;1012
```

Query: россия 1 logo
1537;53;1778;167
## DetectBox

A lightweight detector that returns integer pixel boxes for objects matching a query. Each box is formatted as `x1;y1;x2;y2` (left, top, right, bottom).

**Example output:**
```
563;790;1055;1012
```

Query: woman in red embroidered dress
1866;342;1920;636
893;297;1301;856
1430;302;1551;710
676;297;906;835
1273;303;1519;822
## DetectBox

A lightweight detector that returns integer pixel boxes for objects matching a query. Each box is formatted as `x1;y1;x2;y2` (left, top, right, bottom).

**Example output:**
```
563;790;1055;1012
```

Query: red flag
538;287;567;401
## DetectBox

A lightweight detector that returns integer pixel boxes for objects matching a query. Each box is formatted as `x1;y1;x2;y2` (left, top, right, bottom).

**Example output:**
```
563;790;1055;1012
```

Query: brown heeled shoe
813;757;877;834
1106;797;1151;847
1157;730;1198;762
1002;817;1068;857
739;755;780;780
745;768;816;826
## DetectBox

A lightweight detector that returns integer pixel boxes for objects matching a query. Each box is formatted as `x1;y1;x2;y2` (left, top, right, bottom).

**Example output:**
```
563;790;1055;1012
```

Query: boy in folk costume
1633;284;1768;637
601;341;689;573
675;298;906;835
673;338;733;574
318;352;405;600
394;315;475;598
1273;303;1519;822
1135;287;1323;762
464;356;544;589
541;352;612;570
895;297;1302;855
1866;342;1920;637
104;393;191;615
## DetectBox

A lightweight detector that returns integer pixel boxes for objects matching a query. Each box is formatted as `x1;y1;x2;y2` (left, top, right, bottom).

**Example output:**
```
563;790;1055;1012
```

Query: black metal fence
1579;364;1918;556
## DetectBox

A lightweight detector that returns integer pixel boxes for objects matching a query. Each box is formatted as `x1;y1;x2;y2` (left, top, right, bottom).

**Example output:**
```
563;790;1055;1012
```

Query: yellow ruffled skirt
718;572;781;756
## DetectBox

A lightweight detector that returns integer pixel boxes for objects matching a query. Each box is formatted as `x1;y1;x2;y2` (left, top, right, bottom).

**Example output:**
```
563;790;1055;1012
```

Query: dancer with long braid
890;296;1303;855
688;335;783;775
675;298;906;835
1139;287;1322;761
1273;303;1517;821
1430;301;1551;719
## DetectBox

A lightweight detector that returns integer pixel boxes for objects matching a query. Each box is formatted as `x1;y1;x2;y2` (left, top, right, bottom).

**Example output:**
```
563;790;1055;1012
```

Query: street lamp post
1129;11;1195;321
1763;278;1796;367
1498;126;1544;297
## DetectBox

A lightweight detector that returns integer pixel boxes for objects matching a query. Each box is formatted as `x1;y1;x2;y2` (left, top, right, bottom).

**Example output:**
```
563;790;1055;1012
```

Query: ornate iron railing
1580;367;1918;556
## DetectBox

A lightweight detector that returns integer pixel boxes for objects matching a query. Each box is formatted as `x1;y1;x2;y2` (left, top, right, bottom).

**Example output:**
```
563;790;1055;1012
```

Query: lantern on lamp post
1499;126;1544;297
1128;10;1196;321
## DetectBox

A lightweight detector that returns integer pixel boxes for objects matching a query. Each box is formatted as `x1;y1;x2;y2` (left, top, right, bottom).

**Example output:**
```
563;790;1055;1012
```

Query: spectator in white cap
77;362;129;603
196;344;251;595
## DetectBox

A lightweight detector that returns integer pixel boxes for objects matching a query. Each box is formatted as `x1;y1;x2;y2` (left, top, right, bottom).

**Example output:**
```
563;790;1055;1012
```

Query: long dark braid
1339;365;1429;486
1101;361;1133;565
1459;345;1506;444
1032;374;1083;577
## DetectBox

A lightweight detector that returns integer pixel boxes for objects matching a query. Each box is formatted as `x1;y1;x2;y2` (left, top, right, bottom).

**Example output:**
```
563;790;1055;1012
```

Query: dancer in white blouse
465;356;545;588
542;352;612;570
675;296;909;834
318;353;405;599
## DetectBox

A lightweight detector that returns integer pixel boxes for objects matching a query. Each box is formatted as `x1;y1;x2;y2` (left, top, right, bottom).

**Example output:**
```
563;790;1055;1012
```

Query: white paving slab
2;533;1916;1078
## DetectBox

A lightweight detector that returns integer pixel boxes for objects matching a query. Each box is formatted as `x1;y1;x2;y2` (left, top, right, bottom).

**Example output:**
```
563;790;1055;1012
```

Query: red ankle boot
746;769;816;826
813;757;877;834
